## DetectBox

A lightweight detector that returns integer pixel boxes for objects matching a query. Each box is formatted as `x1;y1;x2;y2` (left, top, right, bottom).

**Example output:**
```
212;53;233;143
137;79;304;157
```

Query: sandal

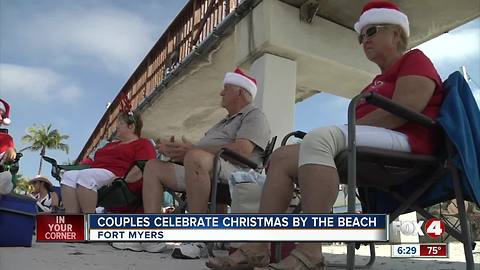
205;245;270;270
254;249;326;270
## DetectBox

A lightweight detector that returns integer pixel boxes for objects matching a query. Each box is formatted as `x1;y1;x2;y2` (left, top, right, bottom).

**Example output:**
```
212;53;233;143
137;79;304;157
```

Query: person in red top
0;98;16;195
61;112;156;213
0;99;15;164
207;1;444;269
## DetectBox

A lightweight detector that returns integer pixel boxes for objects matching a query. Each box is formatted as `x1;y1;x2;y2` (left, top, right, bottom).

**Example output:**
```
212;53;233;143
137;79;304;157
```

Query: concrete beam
235;0;378;99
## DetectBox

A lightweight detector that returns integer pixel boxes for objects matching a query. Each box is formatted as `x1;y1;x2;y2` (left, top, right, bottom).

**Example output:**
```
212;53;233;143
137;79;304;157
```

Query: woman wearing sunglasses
61;111;156;214
207;1;444;270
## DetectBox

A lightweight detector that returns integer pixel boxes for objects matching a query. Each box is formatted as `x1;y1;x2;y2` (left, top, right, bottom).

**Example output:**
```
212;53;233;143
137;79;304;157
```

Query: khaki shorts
299;125;410;169
172;158;242;191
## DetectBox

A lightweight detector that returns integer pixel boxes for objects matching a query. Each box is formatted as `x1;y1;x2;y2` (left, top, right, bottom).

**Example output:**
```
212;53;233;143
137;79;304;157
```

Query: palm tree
21;124;69;175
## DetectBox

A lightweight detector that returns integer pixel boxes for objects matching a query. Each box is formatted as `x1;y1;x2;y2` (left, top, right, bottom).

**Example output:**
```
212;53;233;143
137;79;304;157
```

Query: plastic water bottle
0;171;13;195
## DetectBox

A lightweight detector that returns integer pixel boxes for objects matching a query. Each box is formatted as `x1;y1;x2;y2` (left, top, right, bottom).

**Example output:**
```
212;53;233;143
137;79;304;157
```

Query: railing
78;0;242;162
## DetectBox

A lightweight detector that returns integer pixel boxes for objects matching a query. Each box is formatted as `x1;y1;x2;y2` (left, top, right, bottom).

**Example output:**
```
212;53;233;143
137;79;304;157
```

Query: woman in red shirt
0;98;16;195
207;1;444;269
61;112;156;213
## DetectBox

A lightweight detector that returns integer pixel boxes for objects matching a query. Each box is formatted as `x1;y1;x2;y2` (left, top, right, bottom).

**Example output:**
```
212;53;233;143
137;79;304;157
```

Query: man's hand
1;147;16;163
155;136;175;155
159;136;195;163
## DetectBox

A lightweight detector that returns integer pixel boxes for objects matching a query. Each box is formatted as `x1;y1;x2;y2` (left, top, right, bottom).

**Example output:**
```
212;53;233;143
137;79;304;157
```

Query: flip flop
205;246;270;270
255;249;326;270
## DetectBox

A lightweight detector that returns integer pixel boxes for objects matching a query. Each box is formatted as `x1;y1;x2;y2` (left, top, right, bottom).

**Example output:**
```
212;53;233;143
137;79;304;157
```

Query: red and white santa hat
223;68;257;99
354;1;410;37
0;99;11;125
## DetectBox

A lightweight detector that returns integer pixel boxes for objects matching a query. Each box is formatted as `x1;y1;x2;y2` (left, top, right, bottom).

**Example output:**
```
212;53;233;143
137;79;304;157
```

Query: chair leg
388;171;442;221
207;152;223;258
385;188;473;250
449;164;475;270
347;243;355;270
328;243;375;269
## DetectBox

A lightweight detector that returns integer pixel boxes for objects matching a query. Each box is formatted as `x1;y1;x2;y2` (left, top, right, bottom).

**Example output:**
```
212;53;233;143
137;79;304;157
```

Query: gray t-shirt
198;104;271;166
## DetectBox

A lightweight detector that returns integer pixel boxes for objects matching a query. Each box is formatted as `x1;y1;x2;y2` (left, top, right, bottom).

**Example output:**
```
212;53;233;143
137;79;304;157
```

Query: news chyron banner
36;214;388;242
87;214;388;242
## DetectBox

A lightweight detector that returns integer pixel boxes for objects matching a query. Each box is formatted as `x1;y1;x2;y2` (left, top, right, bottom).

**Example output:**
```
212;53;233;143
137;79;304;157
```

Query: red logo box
36;215;85;242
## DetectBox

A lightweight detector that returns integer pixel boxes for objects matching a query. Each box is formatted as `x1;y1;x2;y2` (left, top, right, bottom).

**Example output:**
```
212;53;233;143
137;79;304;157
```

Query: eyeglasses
358;25;389;44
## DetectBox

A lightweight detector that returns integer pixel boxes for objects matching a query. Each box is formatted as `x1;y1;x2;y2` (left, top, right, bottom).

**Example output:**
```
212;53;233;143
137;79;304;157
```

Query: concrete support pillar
250;53;296;142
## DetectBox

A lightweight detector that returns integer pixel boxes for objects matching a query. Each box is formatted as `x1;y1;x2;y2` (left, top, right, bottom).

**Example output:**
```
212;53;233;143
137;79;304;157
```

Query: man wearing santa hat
110;68;271;256
0;98;17;194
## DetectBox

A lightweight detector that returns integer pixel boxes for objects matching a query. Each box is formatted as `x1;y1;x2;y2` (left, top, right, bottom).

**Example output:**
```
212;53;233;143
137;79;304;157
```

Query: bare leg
61;185;81;213
183;149;214;214
289;164;339;263
76;186;97;213
142;159;178;213
258;144;299;213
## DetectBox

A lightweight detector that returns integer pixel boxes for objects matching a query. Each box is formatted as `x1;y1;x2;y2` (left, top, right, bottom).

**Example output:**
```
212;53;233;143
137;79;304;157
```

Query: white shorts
299;125;411;168
61;168;116;191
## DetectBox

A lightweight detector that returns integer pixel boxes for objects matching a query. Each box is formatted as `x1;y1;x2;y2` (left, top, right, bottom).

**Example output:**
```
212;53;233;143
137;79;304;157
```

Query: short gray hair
239;88;252;103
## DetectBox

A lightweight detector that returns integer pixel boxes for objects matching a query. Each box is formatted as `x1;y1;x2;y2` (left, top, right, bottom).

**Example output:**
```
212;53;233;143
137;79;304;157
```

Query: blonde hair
391;25;408;53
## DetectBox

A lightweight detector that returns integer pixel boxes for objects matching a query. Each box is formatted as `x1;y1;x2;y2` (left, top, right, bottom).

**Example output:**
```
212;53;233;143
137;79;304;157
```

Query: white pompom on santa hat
354;0;410;37
223;68;257;99
0;99;11;125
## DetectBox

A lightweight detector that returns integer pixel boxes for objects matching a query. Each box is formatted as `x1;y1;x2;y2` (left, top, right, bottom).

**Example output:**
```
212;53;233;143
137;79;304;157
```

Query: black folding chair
281;72;477;269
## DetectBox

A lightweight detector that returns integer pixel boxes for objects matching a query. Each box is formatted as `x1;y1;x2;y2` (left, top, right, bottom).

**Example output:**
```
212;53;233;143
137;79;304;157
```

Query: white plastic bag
0;171;13;195
228;170;266;213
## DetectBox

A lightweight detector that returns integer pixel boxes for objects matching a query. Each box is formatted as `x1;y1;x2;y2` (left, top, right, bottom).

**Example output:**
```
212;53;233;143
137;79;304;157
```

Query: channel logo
392;218;445;238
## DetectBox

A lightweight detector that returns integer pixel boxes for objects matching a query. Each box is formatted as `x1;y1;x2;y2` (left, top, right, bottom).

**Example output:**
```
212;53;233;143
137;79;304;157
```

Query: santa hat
0;99;11;125
223;68;257;99
354;1;410;37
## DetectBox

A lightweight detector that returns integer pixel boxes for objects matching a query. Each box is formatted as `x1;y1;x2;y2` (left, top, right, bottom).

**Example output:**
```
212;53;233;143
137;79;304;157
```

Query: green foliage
21;124;70;175
13;173;33;195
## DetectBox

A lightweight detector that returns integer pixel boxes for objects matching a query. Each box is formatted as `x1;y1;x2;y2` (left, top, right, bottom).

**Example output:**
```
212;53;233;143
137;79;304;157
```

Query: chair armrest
58;164;90;171
134;160;148;172
42;155;90;181
281;131;307;146
42;155;58;167
217;148;258;169
365;92;437;128
13;152;23;163
0;153;23;173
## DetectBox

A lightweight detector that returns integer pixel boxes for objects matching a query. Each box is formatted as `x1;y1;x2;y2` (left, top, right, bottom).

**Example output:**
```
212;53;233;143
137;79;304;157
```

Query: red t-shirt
0;133;14;155
90;138;156;177
356;49;444;154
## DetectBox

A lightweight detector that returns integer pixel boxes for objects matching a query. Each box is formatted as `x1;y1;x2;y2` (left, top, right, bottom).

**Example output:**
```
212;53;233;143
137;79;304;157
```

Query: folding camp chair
42;156;146;213
280;71;478;270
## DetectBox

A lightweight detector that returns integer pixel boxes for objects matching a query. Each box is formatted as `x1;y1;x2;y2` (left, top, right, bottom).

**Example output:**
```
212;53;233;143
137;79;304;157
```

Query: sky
0;1;479;181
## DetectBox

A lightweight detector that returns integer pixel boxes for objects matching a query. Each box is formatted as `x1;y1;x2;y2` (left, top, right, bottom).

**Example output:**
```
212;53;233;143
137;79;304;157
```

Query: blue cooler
0;193;37;247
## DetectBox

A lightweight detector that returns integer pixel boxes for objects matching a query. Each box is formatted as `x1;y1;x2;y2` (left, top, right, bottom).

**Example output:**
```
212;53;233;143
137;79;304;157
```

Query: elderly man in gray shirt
132;68;270;257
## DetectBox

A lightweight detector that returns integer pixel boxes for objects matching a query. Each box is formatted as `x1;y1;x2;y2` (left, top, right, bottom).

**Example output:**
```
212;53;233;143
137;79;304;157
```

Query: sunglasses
126;112;137;125
358;25;389;44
